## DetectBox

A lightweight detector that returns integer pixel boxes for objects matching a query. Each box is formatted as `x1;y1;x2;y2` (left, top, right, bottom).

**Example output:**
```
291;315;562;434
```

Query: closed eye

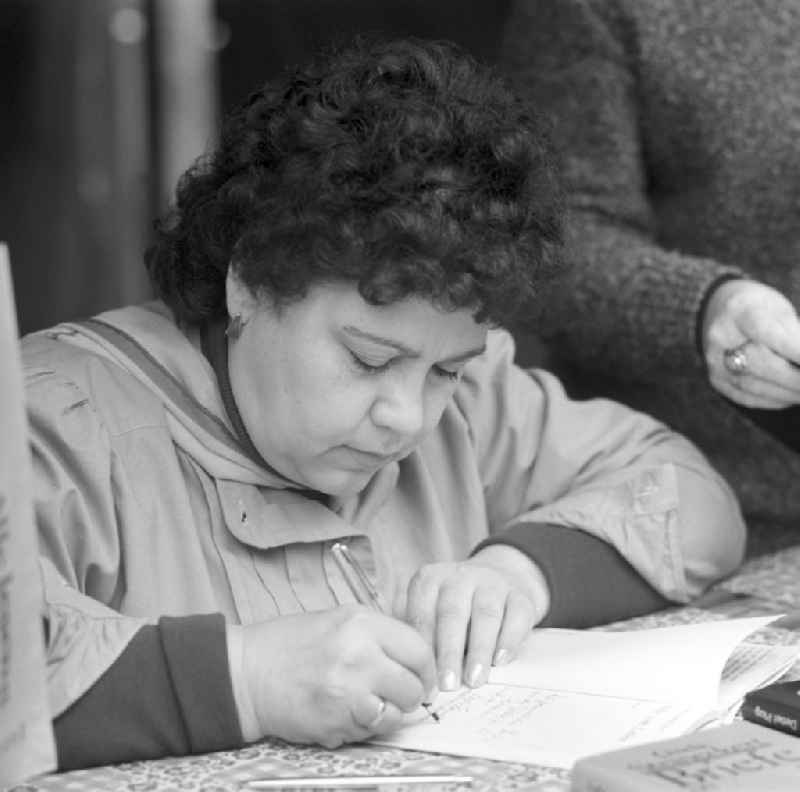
350;351;460;382
349;351;392;375
435;366;461;382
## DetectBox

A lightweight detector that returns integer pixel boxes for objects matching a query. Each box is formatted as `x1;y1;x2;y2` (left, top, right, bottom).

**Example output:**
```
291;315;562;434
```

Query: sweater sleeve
500;0;743;381
474;523;670;627
54;613;243;771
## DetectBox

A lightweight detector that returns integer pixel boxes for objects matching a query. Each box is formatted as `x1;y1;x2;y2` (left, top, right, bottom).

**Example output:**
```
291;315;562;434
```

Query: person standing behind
501;0;800;553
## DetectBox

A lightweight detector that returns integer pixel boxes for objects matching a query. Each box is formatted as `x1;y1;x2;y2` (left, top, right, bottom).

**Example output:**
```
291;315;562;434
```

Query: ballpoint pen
330;541;441;723
245;772;473;788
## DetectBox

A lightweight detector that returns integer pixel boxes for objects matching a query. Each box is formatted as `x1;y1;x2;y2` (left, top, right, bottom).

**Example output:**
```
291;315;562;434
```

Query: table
11;546;800;792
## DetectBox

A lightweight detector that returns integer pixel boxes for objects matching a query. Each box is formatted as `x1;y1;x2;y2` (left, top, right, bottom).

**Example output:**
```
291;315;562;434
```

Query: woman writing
26;37;745;770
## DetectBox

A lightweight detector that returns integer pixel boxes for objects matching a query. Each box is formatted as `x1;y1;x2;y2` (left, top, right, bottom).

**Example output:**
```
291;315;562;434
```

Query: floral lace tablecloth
11;741;569;792
10;546;800;792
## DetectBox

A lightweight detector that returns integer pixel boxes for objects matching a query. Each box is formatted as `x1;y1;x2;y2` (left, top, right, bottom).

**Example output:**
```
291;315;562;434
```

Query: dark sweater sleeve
501;0;744;381
53;613;243;771
474;523;671;628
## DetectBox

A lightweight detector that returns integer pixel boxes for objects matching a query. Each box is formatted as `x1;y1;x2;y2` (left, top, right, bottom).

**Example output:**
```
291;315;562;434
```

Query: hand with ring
229;606;436;750
701;278;800;408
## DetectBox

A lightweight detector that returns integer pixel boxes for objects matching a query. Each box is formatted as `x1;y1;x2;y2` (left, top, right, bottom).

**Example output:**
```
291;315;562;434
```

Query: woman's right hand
227;605;437;749
701;278;800;408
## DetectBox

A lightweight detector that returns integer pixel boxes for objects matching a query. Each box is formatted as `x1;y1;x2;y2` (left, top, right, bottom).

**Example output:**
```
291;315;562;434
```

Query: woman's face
226;280;487;497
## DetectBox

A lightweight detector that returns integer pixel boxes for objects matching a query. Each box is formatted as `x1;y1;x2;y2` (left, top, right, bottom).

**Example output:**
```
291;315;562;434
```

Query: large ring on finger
723;343;749;376
366;697;387;729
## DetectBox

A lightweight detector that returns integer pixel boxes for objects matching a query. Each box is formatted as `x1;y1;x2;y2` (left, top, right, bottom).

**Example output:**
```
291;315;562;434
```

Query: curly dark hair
145;36;563;326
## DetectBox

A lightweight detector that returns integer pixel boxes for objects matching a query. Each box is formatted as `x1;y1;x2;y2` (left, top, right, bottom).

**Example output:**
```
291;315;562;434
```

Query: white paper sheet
374;615;798;769
491;616;781;707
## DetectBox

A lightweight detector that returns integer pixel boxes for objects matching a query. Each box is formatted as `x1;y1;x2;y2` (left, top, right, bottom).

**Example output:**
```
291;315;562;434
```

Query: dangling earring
225;314;246;340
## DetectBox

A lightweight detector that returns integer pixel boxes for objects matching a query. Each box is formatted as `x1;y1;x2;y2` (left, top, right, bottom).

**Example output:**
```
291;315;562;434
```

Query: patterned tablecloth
10;546;800;792
10;739;570;792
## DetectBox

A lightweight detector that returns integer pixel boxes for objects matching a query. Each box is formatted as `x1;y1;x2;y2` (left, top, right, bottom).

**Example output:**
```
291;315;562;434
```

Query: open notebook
0;243;56;785
374;614;800;769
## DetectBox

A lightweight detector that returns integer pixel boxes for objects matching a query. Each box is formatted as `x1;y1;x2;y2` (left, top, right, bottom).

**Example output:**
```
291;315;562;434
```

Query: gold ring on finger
366;697;387;729
723;343;749;376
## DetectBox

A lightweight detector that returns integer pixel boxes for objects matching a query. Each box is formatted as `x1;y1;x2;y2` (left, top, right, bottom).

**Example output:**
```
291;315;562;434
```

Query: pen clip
341;543;381;603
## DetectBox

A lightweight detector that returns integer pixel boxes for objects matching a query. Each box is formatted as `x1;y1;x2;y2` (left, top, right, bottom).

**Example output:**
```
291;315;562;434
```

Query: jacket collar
60;302;289;487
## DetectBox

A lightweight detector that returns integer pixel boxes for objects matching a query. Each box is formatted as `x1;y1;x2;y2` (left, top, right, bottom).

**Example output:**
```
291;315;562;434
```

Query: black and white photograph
3;3;800;791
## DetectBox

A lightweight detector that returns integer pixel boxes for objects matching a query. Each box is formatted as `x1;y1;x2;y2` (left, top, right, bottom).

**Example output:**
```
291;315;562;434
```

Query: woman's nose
370;378;426;438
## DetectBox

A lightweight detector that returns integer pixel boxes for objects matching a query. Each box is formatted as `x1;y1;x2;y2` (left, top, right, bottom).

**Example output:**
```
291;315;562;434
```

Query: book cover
742;679;800;737
570;721;800;791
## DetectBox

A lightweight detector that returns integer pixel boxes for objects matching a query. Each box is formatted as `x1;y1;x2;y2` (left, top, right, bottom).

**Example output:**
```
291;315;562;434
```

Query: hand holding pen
332;541;544;701
331;542;441;722
228;580;437;749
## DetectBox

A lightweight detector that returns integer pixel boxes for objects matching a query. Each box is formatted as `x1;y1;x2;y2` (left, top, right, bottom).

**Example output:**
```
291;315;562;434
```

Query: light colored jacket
23;303;745;718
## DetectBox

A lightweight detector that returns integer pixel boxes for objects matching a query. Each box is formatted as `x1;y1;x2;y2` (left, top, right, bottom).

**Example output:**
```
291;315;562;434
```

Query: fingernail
493;648;510;666
440;669;458;691
466;663;485;688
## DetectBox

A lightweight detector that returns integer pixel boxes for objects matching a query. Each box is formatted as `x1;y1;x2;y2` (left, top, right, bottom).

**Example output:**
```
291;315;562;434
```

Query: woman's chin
306;468;376;499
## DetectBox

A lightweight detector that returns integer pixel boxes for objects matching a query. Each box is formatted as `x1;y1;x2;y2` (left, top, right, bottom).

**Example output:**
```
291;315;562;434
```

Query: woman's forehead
269;282;487;357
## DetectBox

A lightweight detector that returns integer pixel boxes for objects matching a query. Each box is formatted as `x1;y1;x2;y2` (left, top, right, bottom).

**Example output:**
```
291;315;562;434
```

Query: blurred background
1;0;511;335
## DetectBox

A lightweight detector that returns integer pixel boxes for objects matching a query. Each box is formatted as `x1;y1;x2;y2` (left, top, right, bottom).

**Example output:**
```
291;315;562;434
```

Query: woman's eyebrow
342;326;485;362
343;326;418;355
441;345;487;365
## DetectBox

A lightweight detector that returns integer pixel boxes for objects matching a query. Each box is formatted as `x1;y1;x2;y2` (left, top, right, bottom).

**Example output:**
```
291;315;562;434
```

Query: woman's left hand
404;545;549;692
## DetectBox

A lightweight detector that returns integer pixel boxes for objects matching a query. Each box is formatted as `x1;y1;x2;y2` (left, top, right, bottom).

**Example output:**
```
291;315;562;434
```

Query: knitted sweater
501;0;800;549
